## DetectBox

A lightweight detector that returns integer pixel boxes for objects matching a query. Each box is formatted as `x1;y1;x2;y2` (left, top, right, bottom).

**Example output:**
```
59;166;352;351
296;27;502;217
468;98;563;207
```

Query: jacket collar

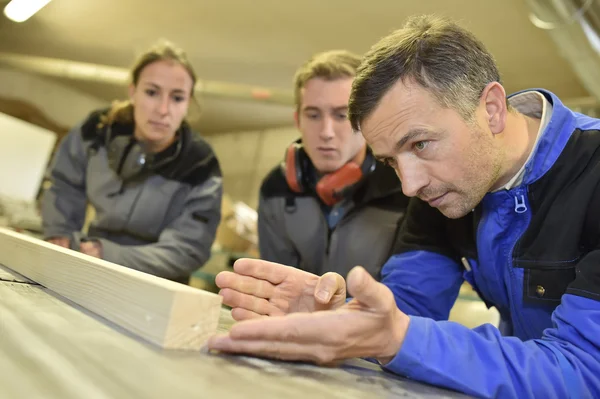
506;89;576;186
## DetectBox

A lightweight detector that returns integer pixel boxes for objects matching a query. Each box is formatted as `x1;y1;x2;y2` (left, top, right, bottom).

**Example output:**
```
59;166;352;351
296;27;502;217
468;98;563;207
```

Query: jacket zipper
324;205;361;257
506;187;534;338
317;208;332;272
476;200;501;305
325;227;333;255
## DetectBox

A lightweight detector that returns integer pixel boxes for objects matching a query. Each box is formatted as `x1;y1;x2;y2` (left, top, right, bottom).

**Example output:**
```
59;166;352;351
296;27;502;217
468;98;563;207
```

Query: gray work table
0;265;468;399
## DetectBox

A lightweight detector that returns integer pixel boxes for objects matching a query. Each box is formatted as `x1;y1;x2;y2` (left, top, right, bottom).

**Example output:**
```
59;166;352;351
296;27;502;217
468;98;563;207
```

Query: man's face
362;79;504;219
296;77;365;174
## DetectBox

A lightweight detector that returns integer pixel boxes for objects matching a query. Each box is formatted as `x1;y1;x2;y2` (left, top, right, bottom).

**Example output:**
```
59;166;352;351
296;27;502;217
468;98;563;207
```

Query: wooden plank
0;227;222;350
0;281;468;399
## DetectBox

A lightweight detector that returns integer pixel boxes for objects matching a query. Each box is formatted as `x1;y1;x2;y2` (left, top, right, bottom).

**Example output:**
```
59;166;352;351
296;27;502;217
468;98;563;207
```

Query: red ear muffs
283;141;374;206
284;142;304;193
315;162;364;206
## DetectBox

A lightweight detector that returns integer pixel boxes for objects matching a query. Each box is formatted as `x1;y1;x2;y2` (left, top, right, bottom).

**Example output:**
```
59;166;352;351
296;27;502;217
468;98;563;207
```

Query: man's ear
480;82;507;135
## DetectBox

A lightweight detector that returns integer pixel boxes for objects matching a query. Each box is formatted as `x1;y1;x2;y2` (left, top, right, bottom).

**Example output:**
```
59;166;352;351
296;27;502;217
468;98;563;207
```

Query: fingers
48;237;70;248
219;288;284;317
209;298;397;364
346;266;392;311
233;258;300;285
230;308;264;321
207;336;336;365
79;242;92;251
314;272;346;304
79;242;101;258
227;311;345;344
215;271;275;299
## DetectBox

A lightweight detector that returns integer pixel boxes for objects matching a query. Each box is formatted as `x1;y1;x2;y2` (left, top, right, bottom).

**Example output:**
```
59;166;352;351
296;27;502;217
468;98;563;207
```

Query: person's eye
413;141;429;151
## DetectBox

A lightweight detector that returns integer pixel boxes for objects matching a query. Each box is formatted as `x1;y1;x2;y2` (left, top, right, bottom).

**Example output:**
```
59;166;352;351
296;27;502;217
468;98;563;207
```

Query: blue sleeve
382;197;466;320
381;250;464;321
382;293;600;399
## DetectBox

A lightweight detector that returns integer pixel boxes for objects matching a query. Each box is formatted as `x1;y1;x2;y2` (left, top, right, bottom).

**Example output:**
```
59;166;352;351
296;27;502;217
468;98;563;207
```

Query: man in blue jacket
208;15;600;398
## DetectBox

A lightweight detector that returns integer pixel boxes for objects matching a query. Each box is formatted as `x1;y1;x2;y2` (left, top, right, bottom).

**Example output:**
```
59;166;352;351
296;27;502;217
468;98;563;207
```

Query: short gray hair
349;15;502;131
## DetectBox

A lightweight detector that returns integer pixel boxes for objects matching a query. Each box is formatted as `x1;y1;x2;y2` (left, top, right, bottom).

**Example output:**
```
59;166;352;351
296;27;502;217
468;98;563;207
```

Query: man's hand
47;237;70;248
216;258;347;321
80;241;102;258
208;266;409;365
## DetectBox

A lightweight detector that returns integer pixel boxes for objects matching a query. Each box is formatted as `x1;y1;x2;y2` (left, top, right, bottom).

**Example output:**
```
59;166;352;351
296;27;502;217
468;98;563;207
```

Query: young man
208;16;600;398
257;50;408;279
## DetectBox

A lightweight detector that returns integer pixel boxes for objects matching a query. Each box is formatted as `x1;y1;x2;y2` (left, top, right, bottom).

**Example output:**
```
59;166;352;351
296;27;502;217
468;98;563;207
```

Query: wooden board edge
0;227;223;350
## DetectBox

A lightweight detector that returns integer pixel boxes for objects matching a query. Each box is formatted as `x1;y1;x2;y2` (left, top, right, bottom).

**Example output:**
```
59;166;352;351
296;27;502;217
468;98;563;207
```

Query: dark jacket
258;158;409;279
42;109;223;283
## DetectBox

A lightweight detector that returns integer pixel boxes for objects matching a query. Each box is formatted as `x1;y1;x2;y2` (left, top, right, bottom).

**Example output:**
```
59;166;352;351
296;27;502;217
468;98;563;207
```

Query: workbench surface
0;265;468;399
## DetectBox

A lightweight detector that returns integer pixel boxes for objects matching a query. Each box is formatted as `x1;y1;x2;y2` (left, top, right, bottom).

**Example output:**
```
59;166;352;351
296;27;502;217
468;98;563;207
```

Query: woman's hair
100;40;197;127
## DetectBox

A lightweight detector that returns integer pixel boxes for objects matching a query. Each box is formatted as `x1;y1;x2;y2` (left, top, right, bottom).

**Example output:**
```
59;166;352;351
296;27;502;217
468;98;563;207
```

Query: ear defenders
282;140;375;206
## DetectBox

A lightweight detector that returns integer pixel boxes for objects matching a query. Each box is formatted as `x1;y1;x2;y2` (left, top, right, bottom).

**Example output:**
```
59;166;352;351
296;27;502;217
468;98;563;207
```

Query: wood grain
0;227;222;350
0;280;468;399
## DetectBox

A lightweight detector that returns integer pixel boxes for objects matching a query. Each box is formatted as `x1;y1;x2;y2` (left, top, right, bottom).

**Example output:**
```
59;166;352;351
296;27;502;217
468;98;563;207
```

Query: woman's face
129;59;194;152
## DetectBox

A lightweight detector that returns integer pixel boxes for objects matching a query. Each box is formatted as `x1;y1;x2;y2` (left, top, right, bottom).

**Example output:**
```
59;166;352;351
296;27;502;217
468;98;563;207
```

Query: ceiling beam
0;52;294;106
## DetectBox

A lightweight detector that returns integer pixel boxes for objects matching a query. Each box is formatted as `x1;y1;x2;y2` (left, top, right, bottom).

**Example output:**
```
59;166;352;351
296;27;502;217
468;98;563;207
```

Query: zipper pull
460;257;472;271
514;194;527;214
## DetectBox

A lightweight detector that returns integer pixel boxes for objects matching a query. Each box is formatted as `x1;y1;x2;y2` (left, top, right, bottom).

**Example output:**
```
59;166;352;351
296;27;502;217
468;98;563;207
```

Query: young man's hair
294;50;362;111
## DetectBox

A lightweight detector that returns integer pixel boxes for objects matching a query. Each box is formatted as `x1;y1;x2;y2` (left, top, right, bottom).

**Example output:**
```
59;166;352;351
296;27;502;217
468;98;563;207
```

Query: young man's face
362;79;505;219
295;77;365;174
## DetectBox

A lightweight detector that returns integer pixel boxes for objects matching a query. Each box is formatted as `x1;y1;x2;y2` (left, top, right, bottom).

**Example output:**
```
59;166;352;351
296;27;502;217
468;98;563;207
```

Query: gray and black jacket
41;109;222;283
258;161;409;279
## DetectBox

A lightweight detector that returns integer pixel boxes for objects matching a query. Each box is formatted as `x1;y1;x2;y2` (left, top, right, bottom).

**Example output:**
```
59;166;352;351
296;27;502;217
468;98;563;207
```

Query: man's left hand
207;266;410;365
80;241;102;259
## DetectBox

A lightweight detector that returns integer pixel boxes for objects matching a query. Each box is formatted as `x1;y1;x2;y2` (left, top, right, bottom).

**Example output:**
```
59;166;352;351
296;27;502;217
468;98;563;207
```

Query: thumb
346;266;391;310
314;272;346;303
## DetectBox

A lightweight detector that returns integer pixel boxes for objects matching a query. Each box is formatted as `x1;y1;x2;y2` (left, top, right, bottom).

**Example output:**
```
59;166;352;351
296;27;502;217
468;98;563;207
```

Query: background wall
204;127;298;208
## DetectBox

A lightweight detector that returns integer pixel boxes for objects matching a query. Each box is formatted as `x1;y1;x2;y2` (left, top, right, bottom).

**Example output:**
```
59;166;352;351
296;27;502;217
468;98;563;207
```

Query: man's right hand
47;236;70;249
216;258;347;321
